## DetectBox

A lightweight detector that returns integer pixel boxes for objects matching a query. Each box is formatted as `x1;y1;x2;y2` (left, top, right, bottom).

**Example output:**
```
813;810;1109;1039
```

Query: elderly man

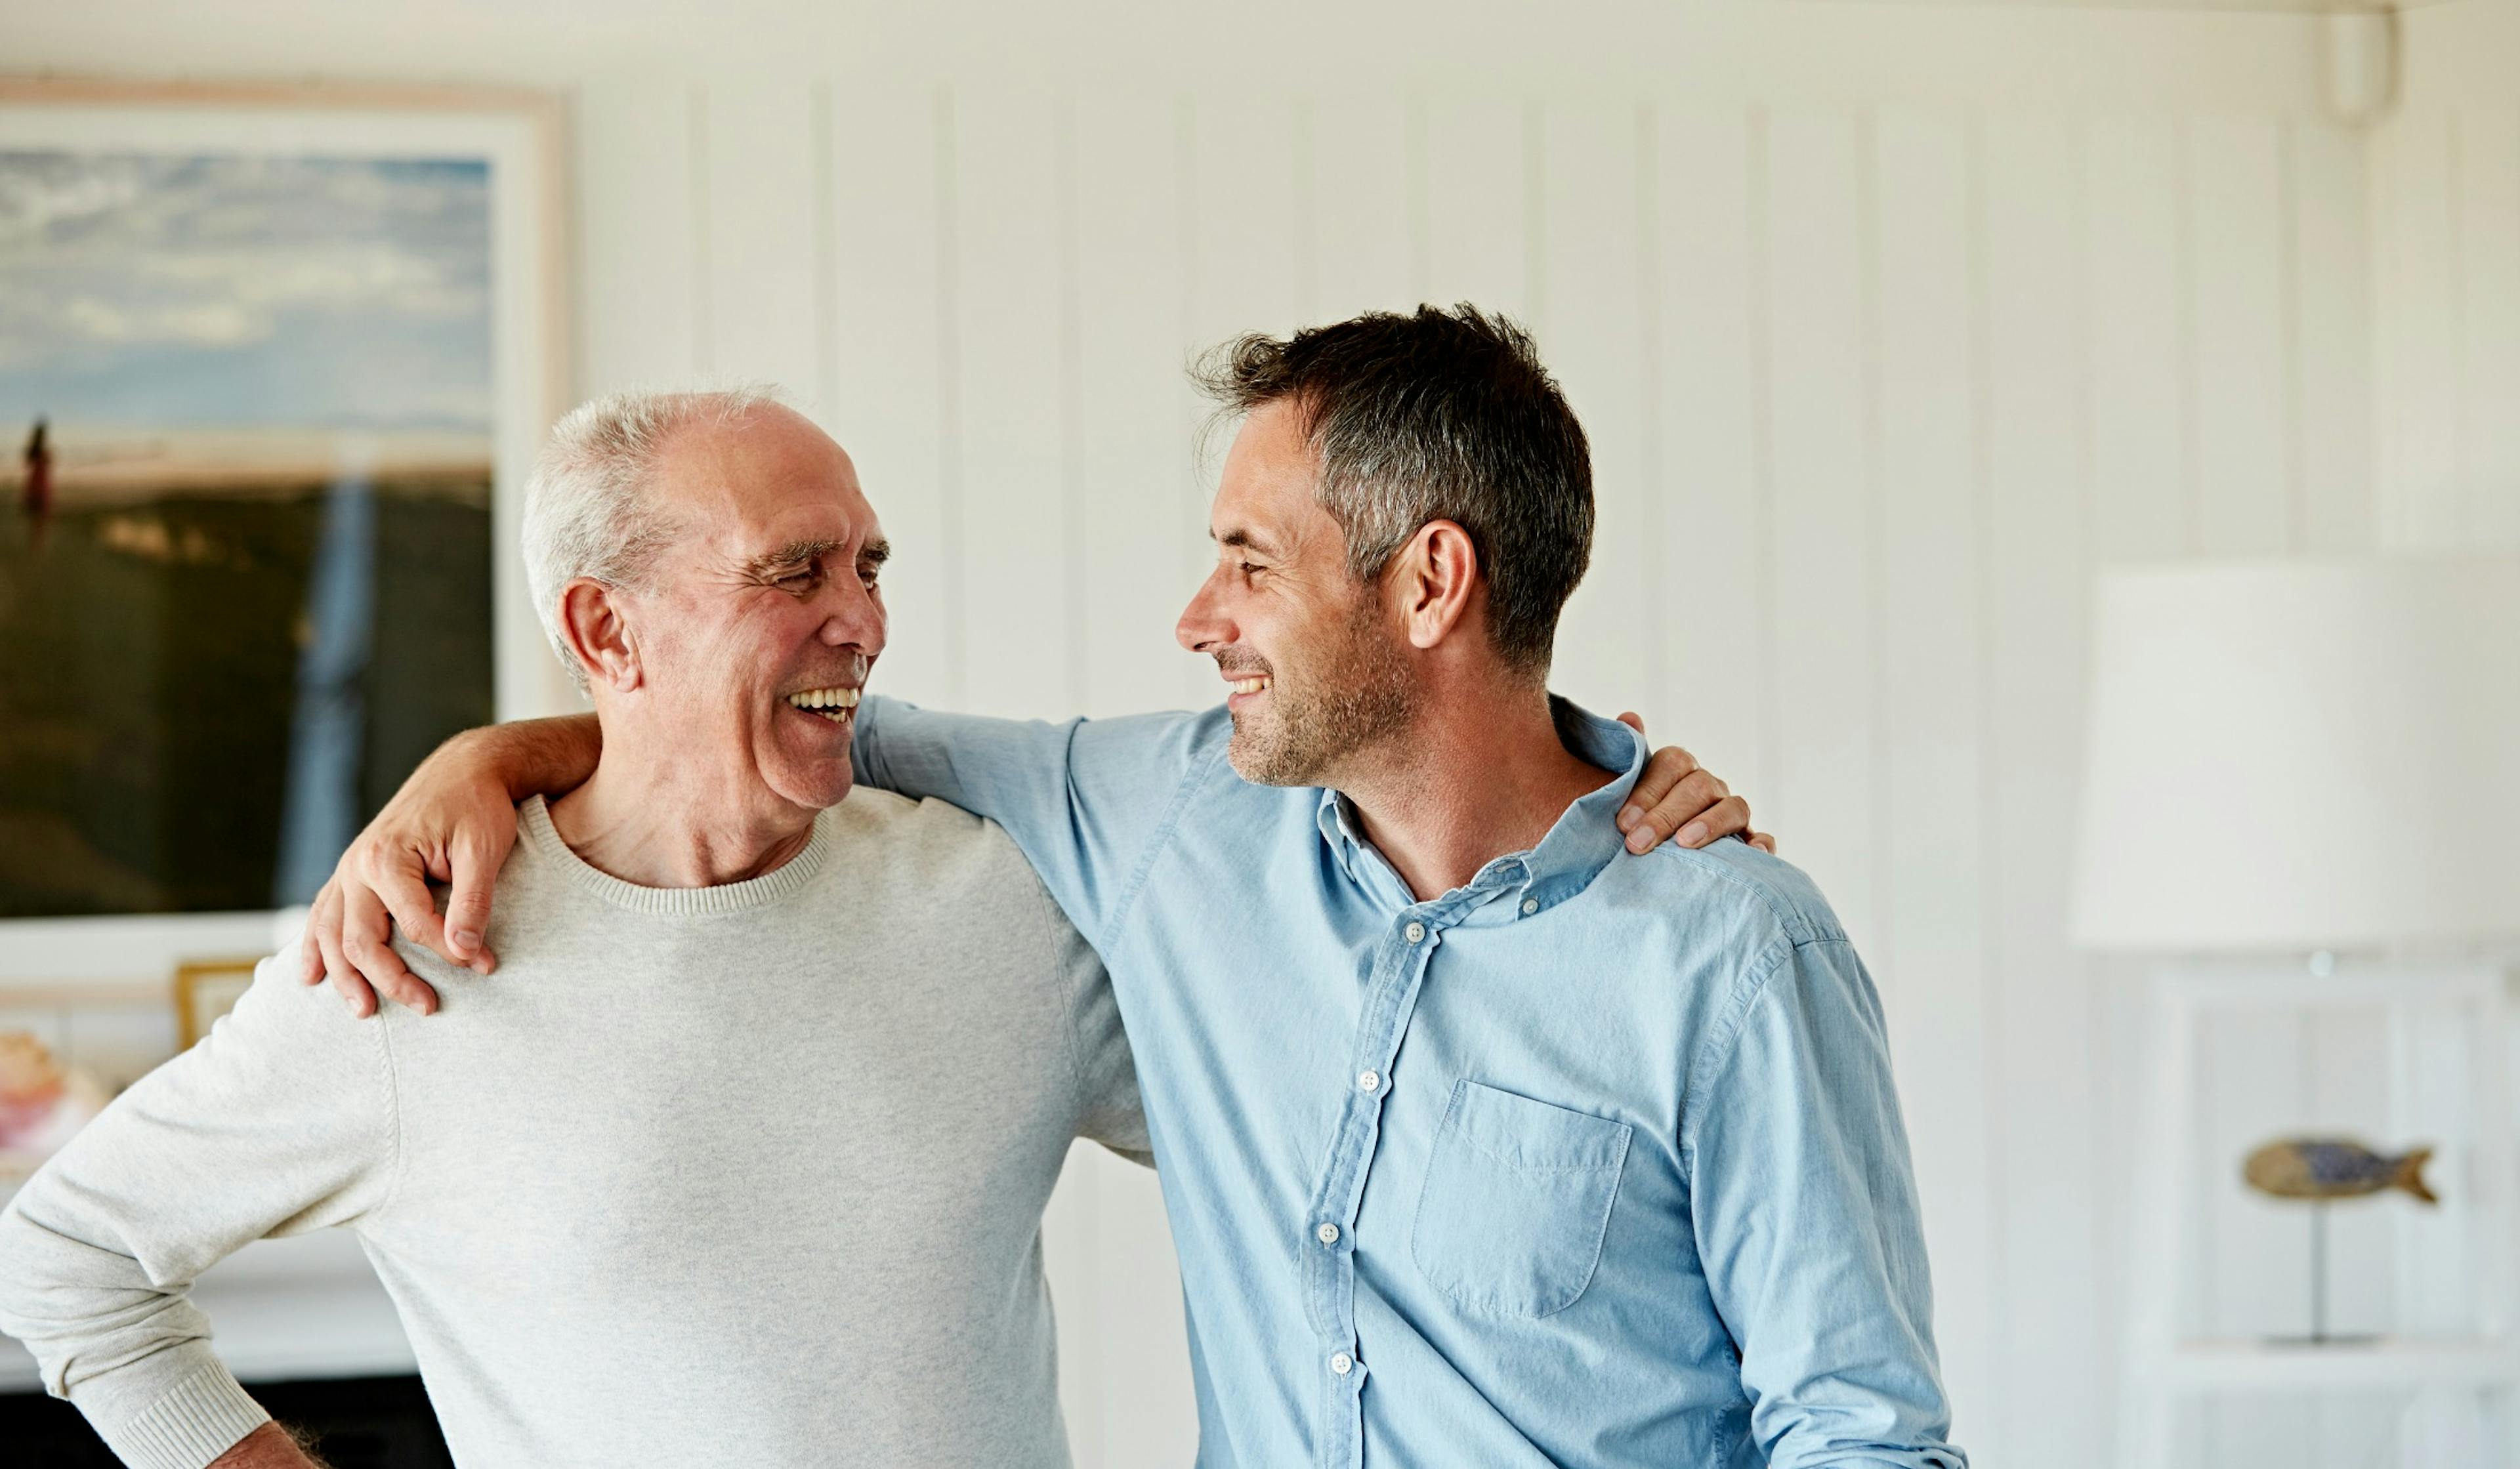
314;308;1961;1467
0;388;1149;1468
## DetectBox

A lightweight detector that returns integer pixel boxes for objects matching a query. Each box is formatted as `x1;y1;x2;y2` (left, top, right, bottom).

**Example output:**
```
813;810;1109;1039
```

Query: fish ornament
2242;1138;2439;1205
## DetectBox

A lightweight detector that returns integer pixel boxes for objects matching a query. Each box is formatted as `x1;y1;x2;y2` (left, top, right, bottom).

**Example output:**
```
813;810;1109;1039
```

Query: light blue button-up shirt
853;695;1964;1469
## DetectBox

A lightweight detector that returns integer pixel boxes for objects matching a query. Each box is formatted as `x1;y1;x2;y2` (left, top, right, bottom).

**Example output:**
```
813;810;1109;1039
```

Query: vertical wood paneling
2084;117;2185;562
1981;111;2102;1462
1652;107;1771;806
1420;98;1530;320
1072;94;1202;717
1539;102;1651;726
1186;96;1303;348
576;75;700;393
702;83;824;415
1306;94;1413;321
951;88;1072;718
1870;106;1996;1455
2291;119;2375;555
2187;117;2292;556
2374;109;2463;550
2461;104;2520;547
1761;110;1877;948
828;82;955;709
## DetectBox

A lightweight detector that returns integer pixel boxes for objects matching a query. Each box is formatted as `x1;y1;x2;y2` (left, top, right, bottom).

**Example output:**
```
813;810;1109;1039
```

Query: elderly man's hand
300;730;519;1018
1612;712;1774;857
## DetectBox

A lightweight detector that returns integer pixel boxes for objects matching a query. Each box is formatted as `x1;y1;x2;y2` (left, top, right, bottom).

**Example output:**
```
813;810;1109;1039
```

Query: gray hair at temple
1190;305;1593;678
521;384;783;692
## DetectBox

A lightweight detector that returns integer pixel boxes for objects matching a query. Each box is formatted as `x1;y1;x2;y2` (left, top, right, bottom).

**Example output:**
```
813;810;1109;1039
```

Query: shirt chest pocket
1408;1078;1634;1318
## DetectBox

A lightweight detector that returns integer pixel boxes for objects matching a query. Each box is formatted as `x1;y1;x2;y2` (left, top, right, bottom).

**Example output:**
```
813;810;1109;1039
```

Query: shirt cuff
74;1349;272;1469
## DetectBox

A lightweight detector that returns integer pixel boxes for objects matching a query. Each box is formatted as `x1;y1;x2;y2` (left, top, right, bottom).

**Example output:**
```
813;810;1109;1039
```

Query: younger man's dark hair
1191;304;1593;677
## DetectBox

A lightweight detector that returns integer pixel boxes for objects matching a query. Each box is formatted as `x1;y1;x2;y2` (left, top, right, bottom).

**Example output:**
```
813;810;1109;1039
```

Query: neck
547;727;818;889
1337;680;1615;902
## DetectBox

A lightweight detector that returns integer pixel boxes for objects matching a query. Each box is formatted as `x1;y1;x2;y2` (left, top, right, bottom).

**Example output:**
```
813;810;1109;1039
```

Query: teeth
785;686;862;712
1232;678;1268;695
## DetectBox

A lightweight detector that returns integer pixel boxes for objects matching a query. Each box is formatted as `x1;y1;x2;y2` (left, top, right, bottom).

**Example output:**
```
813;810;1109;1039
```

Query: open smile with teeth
785;686;861;724
1230;677;1269;695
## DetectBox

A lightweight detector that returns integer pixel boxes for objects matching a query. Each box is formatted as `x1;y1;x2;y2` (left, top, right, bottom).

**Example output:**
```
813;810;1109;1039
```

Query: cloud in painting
0;153;493;432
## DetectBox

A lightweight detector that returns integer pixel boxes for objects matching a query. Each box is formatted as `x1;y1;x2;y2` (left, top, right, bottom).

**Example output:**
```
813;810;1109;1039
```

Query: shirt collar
1312;697;1647;911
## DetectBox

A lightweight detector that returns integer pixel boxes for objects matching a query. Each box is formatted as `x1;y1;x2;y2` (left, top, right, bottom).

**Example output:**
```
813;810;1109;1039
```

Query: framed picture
0;79;568;979
175;957;261;1049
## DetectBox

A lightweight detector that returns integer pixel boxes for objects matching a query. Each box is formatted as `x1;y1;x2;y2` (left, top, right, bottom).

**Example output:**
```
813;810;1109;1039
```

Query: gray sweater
0;791;1146;1469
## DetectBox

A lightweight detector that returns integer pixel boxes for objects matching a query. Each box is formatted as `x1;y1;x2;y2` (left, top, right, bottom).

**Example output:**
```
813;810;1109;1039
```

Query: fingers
1750;831;1778;854
1625;769;1732;856
373;859;455;968
314;894;377;1020
342;883;440;1016
301;882;339;985
1616;711;1645;736
440;829;513;972
1617;743;1700;838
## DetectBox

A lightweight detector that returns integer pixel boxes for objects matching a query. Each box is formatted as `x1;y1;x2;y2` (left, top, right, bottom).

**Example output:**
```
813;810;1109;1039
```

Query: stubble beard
1226;594;1416;788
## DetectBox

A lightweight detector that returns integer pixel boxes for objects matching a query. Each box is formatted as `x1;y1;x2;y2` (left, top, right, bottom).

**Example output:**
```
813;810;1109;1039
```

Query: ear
1391;519;1480;653
558;578;642;693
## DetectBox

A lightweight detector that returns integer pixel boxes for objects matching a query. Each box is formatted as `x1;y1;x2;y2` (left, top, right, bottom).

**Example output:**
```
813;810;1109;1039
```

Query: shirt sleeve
850;695;1223;941
0;943;400;1469
1683;937;1967;1469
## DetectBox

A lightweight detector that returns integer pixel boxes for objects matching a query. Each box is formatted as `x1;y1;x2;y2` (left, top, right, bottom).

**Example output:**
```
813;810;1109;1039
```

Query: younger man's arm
0;947;397;1469
1687;936;1967;1469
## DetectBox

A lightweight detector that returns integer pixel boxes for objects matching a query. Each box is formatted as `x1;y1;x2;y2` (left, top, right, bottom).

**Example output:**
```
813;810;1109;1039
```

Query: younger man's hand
300;732;520;1018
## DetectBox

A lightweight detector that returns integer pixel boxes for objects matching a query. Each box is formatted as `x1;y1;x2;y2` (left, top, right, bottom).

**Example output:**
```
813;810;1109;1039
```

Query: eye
774;566;819;592
1238;560;1263;577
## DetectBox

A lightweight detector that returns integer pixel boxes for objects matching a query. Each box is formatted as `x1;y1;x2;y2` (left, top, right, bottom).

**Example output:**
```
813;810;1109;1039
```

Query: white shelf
2147;1336;2520;1394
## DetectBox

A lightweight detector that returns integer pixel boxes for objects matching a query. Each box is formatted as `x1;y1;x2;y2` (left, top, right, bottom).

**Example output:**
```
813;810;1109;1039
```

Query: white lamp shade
2069;555;2520;953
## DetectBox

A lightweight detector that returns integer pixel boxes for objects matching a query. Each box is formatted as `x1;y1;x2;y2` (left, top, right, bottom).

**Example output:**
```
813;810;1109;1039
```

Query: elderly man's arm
1686;934;1967;1469
208;1424;326;1468
0;947;396;1469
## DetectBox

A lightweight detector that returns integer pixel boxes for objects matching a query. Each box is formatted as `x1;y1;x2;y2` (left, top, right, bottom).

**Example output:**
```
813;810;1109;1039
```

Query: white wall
15;3;2489;1466
2373;0;2520;555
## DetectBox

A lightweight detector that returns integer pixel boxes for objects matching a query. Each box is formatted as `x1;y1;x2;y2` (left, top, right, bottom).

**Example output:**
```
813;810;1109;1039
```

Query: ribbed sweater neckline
518;793;833;917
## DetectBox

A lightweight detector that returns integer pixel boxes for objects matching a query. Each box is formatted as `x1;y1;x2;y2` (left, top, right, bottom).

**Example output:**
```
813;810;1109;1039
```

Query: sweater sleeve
0;941;400;1469
1023;868;1150;1169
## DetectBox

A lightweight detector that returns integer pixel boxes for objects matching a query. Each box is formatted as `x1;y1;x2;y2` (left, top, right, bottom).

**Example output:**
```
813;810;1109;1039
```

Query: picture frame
174;957;261;1050
0;77;574;990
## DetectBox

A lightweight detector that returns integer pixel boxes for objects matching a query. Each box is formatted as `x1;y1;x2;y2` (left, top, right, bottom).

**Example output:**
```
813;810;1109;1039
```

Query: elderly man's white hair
522;384;786;692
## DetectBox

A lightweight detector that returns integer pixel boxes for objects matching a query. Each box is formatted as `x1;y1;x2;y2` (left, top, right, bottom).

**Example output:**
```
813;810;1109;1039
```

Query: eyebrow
1213;526;1280;556
740;537;843;579
741;536;892;580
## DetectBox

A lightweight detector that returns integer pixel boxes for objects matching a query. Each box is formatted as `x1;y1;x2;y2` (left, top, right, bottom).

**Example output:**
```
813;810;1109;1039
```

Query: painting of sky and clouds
0;151;498;918
0;154;493;432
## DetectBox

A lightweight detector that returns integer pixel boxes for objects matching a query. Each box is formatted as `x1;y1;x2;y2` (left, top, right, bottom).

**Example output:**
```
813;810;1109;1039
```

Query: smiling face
601;404;888;816
1175;400;1416;787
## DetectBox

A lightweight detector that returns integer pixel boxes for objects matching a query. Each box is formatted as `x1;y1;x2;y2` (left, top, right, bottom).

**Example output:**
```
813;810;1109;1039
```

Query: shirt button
1316;1222;1341;1246
1404;921;1427;943
1357;1070;1380;1093
1331;1352;1354;1376
1521;898;1539;916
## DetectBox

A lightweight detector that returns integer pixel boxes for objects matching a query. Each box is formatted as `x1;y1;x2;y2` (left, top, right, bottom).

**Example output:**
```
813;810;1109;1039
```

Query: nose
1176;564;1235;653
818;571;887;659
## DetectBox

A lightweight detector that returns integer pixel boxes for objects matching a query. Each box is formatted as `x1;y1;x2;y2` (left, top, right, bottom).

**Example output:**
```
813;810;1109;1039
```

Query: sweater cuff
79;1352;272;1469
